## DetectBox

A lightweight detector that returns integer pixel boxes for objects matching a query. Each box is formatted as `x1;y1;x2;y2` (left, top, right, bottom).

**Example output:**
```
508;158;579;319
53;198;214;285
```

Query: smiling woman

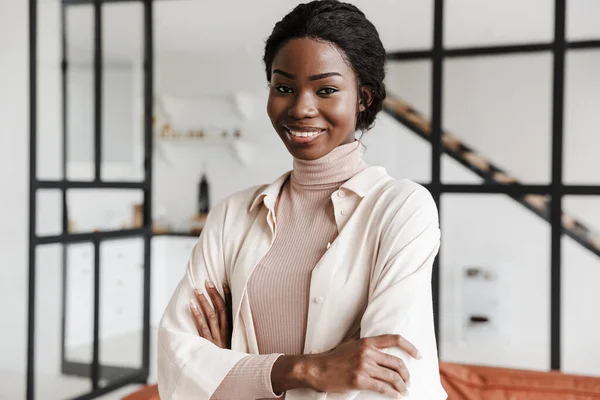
157;1;446;399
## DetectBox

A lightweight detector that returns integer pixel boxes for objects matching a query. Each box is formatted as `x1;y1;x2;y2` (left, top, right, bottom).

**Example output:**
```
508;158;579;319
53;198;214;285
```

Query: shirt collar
249;166;389;213
340;166;388;197
249;171;291;212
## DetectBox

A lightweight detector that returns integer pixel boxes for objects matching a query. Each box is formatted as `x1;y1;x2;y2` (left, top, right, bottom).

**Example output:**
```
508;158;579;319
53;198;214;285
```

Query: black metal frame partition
384;0;600;372
28;0;153;399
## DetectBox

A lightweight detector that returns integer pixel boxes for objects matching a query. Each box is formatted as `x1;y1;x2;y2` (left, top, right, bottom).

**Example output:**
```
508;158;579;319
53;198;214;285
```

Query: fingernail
416;351;423;360
402;389;409;397
190;300;198;311
205;280;215;288
194;288;201;297
223;283;230;293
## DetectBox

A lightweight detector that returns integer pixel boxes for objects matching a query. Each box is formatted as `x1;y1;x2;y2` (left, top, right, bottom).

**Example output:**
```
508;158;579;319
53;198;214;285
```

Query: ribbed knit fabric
211;141;367;400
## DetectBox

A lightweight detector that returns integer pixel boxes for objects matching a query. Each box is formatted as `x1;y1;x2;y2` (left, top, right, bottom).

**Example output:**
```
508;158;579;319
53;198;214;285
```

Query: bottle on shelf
198;172;210;215
192;164;210;234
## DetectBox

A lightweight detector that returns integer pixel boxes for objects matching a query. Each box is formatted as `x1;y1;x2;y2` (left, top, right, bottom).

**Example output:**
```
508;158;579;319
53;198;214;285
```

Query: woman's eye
318;87;338;95
275;85;293;94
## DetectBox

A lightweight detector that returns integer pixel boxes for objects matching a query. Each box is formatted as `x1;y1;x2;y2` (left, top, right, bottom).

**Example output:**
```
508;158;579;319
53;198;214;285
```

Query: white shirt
158;166;447;400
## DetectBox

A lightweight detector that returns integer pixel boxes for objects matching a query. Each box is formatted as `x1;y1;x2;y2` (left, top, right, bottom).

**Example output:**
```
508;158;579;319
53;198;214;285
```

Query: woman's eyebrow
272;69;343;81
309;72;342;81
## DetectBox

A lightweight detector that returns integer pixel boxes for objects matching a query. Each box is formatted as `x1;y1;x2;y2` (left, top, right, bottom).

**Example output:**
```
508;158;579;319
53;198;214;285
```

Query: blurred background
1;0;600;399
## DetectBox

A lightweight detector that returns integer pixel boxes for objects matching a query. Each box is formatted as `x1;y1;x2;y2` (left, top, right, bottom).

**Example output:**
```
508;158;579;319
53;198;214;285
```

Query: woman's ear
358;86;374;112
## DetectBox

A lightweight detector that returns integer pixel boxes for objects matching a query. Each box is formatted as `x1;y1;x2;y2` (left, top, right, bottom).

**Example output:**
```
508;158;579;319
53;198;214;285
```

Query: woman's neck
291;141;368;186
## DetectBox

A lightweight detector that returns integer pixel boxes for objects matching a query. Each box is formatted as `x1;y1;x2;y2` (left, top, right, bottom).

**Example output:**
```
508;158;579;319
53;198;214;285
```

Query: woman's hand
302;334;421;398
189;280;232;349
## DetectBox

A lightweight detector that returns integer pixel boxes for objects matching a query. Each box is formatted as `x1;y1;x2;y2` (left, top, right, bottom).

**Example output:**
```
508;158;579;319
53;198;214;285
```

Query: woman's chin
285;143;329;161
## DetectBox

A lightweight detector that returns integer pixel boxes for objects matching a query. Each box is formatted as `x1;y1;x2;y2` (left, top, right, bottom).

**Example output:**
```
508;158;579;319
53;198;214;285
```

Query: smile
283;126;326;144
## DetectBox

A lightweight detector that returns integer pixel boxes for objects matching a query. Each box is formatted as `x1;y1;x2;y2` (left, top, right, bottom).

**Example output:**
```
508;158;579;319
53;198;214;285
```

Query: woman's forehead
271;38;353;78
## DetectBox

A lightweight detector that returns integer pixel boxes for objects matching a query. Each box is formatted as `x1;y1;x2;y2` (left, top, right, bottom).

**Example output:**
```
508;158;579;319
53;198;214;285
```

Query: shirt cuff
211;353;285;399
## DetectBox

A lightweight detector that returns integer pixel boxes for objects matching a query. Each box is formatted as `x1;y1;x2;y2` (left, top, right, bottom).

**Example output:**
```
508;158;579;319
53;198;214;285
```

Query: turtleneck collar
291;140;368;186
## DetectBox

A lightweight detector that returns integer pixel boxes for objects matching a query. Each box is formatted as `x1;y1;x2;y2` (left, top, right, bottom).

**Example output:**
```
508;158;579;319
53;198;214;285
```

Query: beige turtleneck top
211;141;368;400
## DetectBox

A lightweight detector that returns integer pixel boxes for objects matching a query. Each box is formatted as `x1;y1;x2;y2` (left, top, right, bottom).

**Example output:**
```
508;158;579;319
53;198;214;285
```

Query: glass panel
441;154;485;184
99;238;144;384
66;4;95;181
567;0;600;41
37;0;63;181
37;189;63;237
369;60;431;184
386;60;431;118
38;243;91;399
64;242;94;373
564;49;600;185
442;54;552;184
101;2;144;182
440;193;551;370
357;0;433;51
444;0;553;48
67;189;144;234
562;196;600;376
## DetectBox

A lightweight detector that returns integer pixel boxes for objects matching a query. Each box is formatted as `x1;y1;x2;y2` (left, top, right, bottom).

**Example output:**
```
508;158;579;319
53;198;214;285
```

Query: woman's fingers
354;373;402;399
194;288;220;343
370;349;410;394
189;300;212;340
395;336;421;360
224;283;232;316
223;284;232;347
204;280;228;332
366;334;421;359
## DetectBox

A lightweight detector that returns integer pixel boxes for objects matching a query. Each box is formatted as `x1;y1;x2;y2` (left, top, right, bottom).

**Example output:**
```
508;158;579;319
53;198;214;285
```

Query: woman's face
267;38;363;160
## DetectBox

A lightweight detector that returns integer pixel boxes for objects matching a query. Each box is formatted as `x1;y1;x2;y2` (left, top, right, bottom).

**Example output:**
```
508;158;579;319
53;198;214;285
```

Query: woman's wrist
271;354;317;394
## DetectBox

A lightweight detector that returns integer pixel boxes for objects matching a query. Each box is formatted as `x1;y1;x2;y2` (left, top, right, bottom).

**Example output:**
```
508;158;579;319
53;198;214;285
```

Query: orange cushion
440;362;600;400
121;384;159;400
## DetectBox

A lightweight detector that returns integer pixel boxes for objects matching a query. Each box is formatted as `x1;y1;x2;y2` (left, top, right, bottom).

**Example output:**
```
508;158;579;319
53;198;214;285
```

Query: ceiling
63;0;600;63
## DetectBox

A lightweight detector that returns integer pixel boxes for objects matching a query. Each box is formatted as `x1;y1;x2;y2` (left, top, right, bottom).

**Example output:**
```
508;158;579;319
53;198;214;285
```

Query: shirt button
341;209;349;216
315;296;324;304
337;190;346;197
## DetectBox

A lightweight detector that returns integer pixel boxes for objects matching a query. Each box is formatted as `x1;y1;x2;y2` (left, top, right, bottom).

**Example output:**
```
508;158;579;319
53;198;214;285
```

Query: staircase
383;94;600;258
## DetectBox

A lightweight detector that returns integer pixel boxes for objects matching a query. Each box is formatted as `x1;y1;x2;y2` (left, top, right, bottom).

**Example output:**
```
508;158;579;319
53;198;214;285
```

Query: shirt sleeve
211;353;285;399
339;186;447;400
157;201;282;400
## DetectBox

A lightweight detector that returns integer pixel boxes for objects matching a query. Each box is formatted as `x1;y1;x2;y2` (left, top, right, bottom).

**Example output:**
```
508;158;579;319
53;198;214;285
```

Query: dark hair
263;0;386;132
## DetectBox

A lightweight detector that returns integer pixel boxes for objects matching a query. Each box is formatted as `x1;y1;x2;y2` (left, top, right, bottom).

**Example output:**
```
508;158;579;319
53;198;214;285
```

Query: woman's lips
283;127;326;145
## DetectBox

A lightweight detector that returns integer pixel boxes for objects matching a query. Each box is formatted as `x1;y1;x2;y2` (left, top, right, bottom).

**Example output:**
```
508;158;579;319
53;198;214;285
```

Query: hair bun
306;0;365;18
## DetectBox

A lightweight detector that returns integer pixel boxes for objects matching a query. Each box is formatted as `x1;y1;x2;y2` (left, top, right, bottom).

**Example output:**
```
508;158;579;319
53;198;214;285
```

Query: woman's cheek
329;96;358;125
266;95;281;122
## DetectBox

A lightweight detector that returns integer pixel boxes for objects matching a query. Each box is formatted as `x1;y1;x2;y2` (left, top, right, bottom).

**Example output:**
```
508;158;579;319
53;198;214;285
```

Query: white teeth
288;130;322;138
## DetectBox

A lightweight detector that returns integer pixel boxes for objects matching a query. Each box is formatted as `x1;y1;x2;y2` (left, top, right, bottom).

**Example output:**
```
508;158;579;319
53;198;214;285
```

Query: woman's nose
287;92;318;119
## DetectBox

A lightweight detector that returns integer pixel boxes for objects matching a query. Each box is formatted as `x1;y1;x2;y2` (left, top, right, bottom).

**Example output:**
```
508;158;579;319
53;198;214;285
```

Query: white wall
0;0;29;398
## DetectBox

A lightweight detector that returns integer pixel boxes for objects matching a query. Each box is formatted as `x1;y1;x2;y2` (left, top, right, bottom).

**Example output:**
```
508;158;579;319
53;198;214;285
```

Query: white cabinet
65;242;95;350
100;238;144;339
151;237;197;325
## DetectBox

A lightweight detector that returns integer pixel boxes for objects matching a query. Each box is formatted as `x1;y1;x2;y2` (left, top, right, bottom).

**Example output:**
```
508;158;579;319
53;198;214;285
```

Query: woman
158;1;446;399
